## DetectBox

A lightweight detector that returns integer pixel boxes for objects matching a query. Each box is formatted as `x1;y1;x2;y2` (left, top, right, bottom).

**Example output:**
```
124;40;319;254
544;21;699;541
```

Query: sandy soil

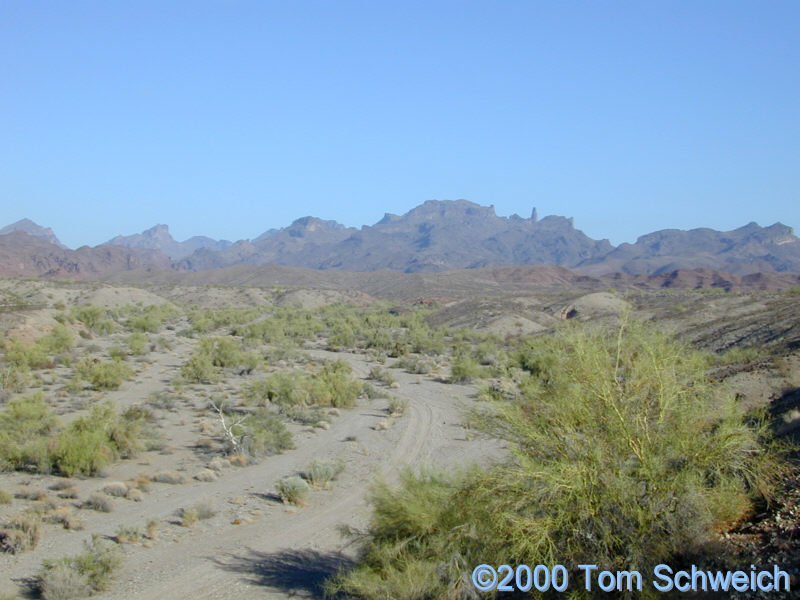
0;324;505;599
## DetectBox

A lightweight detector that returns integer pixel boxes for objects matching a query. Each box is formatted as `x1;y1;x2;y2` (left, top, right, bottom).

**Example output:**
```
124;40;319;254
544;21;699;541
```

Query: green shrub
232;409;294;457
303;460;345;489
70;305;113;334
0;393;59;472
126;303;180;333
313;360;361;408
54;402;151;476
75;358;133;391
275;476;310;506
368;366;396;386
181;352;220;384
244;361;361;408
125;332;149;355
331;323;784;600
387;396;408;416
449;354;482;383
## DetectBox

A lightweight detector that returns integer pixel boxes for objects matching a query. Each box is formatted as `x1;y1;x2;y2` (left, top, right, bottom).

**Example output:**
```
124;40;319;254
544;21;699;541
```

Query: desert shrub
126;332;149;355
75;358;133;391
303;460;345;489
244;361;360;408
275;476;310;506
368;366;395;386
191;500;216;520
330;323;784;600
84;494;113;512
243;372;308;406
70;305;113;334
448;354;482;383
280;405;330;426
199;336;242;367
179;507;198;528
107;345;128;361
40;536;122;596
181;351;220;383
126;303;180;333
394;355;435;374
39;563;91;600
0;513;42;553
53;402;151;476
0;364;30;394
232;409;294;457
361;382;388;400
3;338;52;370
387;396;408;416
114;525;143;544
0;489;10;504
152;470;185;484
312;360;361;408
713;345;764;366
0;393;59;472
102;482;129;497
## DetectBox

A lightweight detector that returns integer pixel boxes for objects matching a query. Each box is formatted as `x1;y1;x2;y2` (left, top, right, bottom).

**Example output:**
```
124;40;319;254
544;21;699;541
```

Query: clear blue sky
1;1;798;248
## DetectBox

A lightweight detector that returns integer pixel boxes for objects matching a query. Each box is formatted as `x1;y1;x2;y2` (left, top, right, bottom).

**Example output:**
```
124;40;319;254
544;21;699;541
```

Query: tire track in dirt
97;353;492;600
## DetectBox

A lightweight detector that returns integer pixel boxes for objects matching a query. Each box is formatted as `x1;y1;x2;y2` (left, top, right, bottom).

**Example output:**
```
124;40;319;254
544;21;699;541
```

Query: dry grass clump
387;397;408;417
151;470;185;484
0;513;41;553
56;487;78;500
0;489;10;505
193;469;217;482
101;481;129;497
84;493;113;513
15;488;48;501
114;525;143;544
39;536;122;599
125;488;144;502
303;460;345;490
179;500;216;527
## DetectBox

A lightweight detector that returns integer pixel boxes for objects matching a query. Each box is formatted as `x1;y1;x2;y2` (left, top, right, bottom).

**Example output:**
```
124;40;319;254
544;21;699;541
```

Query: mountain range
1;200;798;279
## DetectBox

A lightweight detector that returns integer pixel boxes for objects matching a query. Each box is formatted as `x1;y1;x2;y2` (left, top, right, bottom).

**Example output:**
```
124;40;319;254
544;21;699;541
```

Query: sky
1;1;798;248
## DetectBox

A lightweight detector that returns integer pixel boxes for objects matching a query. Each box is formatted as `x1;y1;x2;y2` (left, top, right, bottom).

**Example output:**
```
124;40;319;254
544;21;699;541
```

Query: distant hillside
106;224;232;260
578;222;800;275
0;218;66;248
0;231;172;278
179;200;614;272
3;200;799;277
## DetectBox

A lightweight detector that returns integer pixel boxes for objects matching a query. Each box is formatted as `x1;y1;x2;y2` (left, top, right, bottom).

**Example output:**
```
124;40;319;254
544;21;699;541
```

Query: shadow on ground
214;548;355;597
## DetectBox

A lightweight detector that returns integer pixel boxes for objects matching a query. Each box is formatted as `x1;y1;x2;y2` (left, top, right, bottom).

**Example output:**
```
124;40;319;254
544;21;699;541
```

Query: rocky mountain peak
0;218;66;248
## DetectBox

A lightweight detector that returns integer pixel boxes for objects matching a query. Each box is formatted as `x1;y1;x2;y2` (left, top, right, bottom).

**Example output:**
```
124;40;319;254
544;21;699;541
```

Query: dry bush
125;488;144;502
84;493;113;513
0;513;41;553
193;469;217;482
151;470;185;484
102;482;129;497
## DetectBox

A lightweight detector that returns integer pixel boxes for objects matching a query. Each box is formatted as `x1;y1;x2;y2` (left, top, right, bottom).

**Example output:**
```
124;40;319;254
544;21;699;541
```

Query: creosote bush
329;322;784;600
